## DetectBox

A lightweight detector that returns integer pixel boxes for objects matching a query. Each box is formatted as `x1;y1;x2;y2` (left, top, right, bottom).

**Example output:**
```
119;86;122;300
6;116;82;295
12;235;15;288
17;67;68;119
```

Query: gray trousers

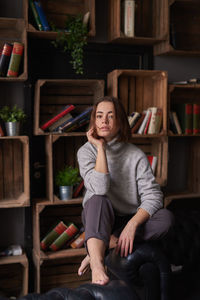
82;195;174;249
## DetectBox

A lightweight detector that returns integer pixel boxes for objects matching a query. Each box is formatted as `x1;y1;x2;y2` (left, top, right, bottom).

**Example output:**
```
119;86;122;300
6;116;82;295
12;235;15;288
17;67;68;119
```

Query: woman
77;96;174;285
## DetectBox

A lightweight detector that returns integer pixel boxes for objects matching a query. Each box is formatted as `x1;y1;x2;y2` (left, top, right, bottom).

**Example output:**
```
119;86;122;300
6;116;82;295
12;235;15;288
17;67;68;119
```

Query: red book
147;155;157;175
144;112;152;134
7;42;24;77
40;104;75;130
73;180;84;198
193;103;200;135
0;125;4;137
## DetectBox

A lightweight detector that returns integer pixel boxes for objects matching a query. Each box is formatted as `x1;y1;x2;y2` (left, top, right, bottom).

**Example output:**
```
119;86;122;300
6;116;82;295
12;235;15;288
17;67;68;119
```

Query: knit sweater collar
106;136;124;152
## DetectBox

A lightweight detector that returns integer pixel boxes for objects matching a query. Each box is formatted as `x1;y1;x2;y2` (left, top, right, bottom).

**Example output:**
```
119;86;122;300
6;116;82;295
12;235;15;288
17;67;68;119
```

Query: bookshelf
154;0;200;56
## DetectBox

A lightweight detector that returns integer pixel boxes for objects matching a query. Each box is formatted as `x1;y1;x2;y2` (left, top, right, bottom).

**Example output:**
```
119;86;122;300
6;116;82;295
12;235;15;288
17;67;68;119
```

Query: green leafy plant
55;165;81;187
51;14;88;75
0;105;26;122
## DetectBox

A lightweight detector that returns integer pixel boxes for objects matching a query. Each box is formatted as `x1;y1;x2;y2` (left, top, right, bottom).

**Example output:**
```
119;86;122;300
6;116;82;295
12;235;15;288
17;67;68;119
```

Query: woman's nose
102;115;108;123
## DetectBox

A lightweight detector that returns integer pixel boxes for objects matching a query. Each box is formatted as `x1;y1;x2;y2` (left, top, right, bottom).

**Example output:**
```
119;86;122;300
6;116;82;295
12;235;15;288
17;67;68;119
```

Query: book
147;155;157;175
0;125;4;137
50;223;79;251
48;112;73;132
137;109;151;134
7;42;24;77
40;104;75;131
122;0;135;37
171;111;182;134
40;221;68;251
73;180;84;198
128;112;140;128
131;113;145;134
29;0;43;31
144;111;152;134
153;108;163;134
185;103;193;134
0;43;13;77
147;107;158;134
169;111;178;134
59;107;93;133
70;231;85;249
193;103;200;135
34;0;50;31
64;116;90;133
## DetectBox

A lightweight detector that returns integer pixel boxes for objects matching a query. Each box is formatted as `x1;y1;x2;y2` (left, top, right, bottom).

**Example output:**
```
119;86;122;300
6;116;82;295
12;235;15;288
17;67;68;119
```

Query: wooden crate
0;254;28;298
108;0;168;45
0;136;30;208
131;136;168;187
33;199;84;255
34;79;104;135
107;69;168;135
26;0;95;38
33;249;89;293
168;84;200;136
45;134;87;202
0;18;27;81
154;0;200;55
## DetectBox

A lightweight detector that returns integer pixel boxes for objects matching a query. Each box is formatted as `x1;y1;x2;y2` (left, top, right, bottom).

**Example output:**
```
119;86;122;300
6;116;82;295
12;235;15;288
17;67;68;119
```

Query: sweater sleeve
77;144;110;195
136;155;163;217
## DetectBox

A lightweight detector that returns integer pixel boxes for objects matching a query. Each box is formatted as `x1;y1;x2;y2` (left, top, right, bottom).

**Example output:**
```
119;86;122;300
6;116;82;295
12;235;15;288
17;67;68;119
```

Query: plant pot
59;185;73;200
5;122;20;136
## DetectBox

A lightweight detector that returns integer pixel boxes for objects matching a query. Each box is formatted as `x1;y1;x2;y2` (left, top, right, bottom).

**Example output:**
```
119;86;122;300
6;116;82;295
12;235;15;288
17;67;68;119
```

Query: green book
29;0;43;31
49;223;79;251
7;42;24;77
40;221;68;250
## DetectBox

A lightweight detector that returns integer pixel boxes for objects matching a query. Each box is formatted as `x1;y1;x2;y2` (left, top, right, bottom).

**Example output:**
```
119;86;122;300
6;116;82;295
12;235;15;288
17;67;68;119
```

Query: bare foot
78;254;90;276
90;260;109;285
109;234;118;249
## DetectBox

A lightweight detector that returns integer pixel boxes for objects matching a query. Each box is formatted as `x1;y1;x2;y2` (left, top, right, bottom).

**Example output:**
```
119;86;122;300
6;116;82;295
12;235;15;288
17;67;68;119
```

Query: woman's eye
96;115;102;119
108;115;113;119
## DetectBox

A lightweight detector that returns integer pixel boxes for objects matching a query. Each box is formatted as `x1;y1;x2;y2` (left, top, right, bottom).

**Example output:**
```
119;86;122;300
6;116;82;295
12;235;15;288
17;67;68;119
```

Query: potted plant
0;105;26;136
51;13;89;75
55;165;81;200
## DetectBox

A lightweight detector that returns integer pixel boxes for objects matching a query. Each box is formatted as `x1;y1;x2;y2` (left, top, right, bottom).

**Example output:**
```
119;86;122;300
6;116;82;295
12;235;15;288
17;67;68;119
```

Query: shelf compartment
107;69;168;135
0;18;27;81
168;84;200;135
27;0;95;38
108;0;168;45
34;79;104;135
33;199;84;255
33;249;90;293
0;253;28;298
45;135;87;202
0;136;30;208
154;0;200;56
131;136;168;187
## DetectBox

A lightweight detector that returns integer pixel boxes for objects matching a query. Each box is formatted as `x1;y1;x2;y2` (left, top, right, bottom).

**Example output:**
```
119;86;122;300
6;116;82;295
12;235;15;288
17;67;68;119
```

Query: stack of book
40;221;85;251
0;42;24;77
128;107;163;135
170;103;200;135
40;105;92;133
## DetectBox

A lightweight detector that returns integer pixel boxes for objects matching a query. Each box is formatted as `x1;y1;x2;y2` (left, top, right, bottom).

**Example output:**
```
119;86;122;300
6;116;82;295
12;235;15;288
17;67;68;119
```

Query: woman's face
95;101;119;141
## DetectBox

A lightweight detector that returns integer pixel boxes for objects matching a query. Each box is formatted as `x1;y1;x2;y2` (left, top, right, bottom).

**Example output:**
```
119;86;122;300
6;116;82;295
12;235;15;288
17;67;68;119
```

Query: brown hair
89;96;131;143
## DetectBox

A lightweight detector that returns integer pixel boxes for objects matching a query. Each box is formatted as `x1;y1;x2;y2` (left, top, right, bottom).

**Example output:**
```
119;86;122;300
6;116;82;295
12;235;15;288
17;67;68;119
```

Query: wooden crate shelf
168;84;200;136
131;136;168;187
33;249;90;293
0;136;30;208
0;18;27;81
154;0;200;56
33;199;84;255
0;253;28;298
108;0;168;45
34;79;104;135
107;69;168;136
26;0;95;38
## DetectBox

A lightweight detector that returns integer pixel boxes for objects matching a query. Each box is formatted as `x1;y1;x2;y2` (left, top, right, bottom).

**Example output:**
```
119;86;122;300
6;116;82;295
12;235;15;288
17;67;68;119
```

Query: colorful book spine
147;107;157;134
50;223;79;251
0;43;13;77
193;103;200;135
29;0;43;31
40;104;75;131
147;155;157;175
34;0;50;31
7;42;24;77
70;232;85;249
61;107;93;132
40;221;68;250
131;113;145;134
48;112;72;132
185;103;193;134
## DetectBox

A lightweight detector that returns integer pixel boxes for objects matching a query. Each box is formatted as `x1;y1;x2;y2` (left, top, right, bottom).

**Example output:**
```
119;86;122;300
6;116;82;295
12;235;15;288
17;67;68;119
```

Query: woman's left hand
116;220;137;257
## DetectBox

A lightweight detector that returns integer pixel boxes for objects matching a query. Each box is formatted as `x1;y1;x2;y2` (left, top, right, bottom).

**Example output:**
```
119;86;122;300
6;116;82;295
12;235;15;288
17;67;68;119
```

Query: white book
138;109;151;134
123;0;135;37
147;107;158;134
128;112;140;128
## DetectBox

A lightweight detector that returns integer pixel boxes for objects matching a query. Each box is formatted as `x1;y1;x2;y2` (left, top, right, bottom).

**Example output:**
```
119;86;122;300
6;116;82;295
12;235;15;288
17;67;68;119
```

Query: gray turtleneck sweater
77;138;163;217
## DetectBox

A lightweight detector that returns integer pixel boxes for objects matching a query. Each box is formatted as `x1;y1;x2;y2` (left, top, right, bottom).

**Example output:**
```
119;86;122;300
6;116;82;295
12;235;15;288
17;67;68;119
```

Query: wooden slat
13;140;23;197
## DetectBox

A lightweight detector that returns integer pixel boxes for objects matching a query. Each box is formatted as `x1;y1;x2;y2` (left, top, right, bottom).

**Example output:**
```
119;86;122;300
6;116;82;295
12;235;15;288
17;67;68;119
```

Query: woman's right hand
86;127;105;149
